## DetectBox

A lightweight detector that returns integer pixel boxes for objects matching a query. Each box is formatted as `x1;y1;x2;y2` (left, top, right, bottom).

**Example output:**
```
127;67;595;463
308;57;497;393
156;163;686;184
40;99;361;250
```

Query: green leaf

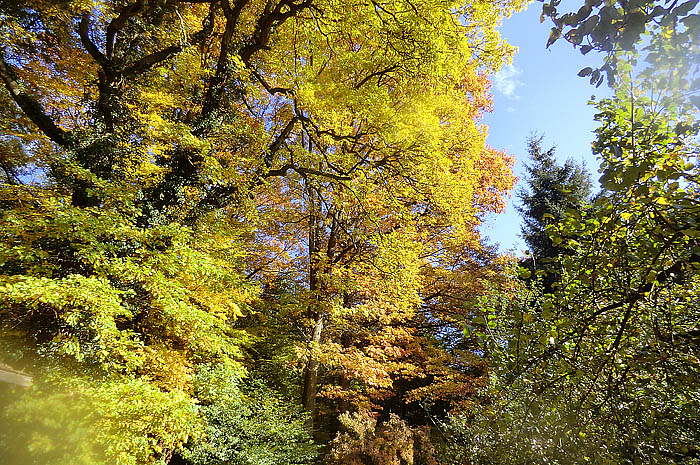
547;27;562;47
673;0;698;17
518;268;532;279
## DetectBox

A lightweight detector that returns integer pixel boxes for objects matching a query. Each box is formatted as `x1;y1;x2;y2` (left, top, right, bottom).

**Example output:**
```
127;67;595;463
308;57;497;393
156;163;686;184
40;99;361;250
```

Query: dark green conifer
517;135;592;264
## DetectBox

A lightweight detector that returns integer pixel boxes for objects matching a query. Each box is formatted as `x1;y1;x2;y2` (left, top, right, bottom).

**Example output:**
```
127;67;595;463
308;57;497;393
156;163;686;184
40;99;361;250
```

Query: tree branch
124;45;182;76
124;1;219;76
263;164;352;181
251;68;292;95
106;0;145;59
201;0;251;117
267;117;298;161
240;0;313;63
0;53;69;147
587;253;698;320
354;64;399;89
78;13;109;69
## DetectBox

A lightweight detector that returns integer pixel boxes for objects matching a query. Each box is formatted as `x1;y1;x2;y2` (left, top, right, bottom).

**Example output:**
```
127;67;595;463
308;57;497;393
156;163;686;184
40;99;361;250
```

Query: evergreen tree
517;135;592;264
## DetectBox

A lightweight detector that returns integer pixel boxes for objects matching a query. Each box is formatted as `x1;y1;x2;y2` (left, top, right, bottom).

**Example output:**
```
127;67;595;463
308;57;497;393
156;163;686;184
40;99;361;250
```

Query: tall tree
0;0;524;460
446;68;700;465
516;135;591;264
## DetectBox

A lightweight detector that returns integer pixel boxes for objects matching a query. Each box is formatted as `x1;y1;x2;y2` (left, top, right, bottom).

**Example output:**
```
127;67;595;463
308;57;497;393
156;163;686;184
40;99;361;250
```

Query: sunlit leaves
1;0;527;459
540;0;700;88
0;179;254;462
458;72;700;464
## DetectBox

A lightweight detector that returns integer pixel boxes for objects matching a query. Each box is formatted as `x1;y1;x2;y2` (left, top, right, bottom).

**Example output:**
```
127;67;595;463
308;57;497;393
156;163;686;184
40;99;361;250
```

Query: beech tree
0;0;523;461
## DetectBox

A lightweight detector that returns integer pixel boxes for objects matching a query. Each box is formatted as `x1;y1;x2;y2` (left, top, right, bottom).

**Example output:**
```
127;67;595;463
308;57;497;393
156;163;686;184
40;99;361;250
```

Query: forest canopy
0;0;698;464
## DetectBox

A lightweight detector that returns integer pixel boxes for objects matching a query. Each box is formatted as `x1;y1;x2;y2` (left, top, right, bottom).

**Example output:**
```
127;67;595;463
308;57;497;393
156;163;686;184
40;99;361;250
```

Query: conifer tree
516;135;592;264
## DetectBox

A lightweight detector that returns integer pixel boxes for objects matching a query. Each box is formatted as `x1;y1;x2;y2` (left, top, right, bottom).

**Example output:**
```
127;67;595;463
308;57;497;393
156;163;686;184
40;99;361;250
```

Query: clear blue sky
479;2;611;253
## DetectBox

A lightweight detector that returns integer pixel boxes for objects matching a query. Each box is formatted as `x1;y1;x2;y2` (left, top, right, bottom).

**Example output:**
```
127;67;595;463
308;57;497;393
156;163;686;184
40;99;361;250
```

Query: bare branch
124;45;182;76
201;0;251;117
240;0;313;62
354;64;399;89
261;161;352;182
251;68;292;95
78;14;109;69
124;1;219;76
267;117;298;160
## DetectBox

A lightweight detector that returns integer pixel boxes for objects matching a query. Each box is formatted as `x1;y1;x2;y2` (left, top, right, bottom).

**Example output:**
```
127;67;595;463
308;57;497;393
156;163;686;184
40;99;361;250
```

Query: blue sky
479;2;611;253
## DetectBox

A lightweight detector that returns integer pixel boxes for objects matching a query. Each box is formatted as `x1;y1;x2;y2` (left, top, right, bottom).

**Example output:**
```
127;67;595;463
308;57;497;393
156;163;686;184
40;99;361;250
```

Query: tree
180;365;318;465
516;135;592;264
326;411;438;465
0;181;256;463
540;0;700;90
0;0;524;460
445;71;700;465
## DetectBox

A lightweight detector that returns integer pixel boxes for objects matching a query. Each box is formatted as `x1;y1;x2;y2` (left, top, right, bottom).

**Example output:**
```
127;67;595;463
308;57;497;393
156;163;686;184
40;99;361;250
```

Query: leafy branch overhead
1;0;698;462
541;0;700;88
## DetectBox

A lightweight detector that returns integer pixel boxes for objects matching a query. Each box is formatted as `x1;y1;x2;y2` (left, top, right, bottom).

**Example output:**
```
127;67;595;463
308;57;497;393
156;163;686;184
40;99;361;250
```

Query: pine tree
517;135;592;264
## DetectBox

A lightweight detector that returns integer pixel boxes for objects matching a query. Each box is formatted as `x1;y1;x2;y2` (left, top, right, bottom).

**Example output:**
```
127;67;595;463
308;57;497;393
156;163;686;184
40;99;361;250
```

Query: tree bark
301;184;322;428
0;54;68;147
301;312;323;421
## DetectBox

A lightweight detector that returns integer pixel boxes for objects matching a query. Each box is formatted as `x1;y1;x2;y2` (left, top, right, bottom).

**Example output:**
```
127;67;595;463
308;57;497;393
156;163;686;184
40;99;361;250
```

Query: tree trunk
301;313;323;421
302;187;322;427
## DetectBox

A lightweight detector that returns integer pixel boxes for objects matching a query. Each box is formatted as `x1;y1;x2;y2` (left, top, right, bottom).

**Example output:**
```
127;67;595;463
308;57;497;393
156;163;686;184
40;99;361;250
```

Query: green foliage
0;174;254;463
1;380;106;465
182;364;318;465
0;0;549;461
444;66;700;464
3;0;696;461
541;0;700;89
517;135;592;263
1;372;201;465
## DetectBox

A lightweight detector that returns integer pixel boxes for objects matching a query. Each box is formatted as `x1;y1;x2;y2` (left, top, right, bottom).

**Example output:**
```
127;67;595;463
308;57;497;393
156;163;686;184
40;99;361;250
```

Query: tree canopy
0;0;524;462
442;6;700;462
1;0;698;463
